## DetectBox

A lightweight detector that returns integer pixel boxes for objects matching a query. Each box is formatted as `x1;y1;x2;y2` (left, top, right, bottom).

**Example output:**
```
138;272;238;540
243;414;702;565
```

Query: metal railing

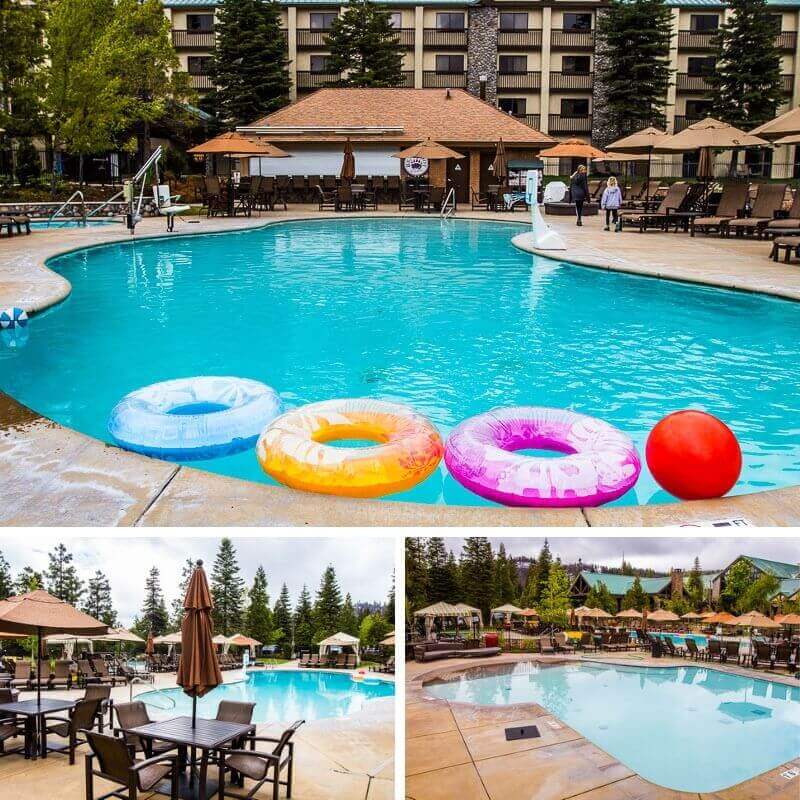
548;114;592;133
776;31;797;50
296;29;332;47
550;29;594;49
441;186;456;218
497;71;541;90
497;29;542;48
782;73;795;93
296;70;342;89
422;70;467;88
513;113;541;130
171;30;215;48
188;73;214;90
400;70;415;87
673;115;704;132
676;73;713;92
423;28;468;47
391;28;415;47
550;71;593;90
677;30;717;49
48;189;86;227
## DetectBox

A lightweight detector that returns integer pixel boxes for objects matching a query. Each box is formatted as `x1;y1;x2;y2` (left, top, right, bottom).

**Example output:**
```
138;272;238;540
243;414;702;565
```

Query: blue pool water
136;669;393;724
657;632;709;648
425;662;800;792
29;219;122;229
2;217;800;506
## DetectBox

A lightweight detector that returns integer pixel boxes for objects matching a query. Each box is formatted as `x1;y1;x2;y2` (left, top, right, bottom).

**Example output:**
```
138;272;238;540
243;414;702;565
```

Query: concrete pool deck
1;208;799;526
406;651;800;800
1;663;394;800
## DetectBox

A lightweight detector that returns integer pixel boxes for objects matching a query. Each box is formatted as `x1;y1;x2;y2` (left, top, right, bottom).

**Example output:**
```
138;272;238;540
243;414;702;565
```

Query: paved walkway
1;207;799;526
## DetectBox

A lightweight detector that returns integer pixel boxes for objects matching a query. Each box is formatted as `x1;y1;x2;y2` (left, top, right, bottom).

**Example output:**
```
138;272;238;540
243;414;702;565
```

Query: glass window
388;11;402;28
435;54;464;73
310;54;332;73
187;56;212;74
768;13;783;33
687;56;716;75
436;12;465;30
499;12;528;31
562;13;592;31
562;55;590;74
499;55;527;74
689;14;719;32
186;14;214;32
561;98;589;116
498;98;526;116
685;99;712;118
309;12;337;30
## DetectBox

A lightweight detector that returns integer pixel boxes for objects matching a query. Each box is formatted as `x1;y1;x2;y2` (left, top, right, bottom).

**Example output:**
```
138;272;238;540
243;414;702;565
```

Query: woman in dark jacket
569;164;590;226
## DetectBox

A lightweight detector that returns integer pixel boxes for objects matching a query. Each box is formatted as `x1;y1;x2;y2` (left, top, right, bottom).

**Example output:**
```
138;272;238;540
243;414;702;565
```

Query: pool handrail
48;189;86;227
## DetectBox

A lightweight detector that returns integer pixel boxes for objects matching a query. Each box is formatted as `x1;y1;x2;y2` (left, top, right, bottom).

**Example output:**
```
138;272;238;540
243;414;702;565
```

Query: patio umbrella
647;609;681;624
735;611;781;629
681;612;704;621
93;627;144;644
616;609;643;620
538;138;607;162
153;631;183;645
751;106;800;140
379;633;395;647
340;138;356;182
491;138;508;185
588;608;614;619
176;560;222;728
606;126;670;181
393;138;465;161
0;589;107;704
704;612;739;626
777;613;800;626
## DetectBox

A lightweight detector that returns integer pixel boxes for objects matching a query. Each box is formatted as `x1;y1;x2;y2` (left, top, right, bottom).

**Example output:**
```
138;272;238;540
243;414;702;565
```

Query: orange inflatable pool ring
256;398;444;497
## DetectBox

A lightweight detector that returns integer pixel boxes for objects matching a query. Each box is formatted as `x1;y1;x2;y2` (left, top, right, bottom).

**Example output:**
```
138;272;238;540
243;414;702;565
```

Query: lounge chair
79;658;99;685
221;720;304;800
307;654;320;668
345;654;357;669
399;187;417;210
690;182;750;236
297;653;311;668
334;653;347;668
0;216;16;237
291;174;307;202
751;641;772;668
685;638;707;661
93;658;126;686
622;180;662;210
50;660;73;690
662;637;686;658
553;632;575;653
43;697;101;764
764;187;800;236
578;632;597;652
83;730;179;800
726;183;788;237
115;701;177;758
619;182;691;232
706;639;722;662
380;656;395;674
624;179;645;202
538;635;555;654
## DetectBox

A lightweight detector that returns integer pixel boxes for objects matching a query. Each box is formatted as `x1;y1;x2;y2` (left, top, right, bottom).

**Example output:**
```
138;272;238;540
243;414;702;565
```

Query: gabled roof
774;579;800;600
574;571;672;597
240;88;553;147
739;556;799;579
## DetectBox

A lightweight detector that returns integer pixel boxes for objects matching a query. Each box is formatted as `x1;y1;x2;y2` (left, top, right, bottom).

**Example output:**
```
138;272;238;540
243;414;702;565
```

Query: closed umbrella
176;560;222;728
491;138;508;186
340;138;356;183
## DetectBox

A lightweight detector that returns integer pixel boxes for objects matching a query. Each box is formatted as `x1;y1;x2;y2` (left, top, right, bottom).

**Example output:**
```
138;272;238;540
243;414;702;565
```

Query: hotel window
562;55;590;74
310;54;332;73
768;14;783;33
499;55;527;74
186;14;214;32
388;12;402;28
435;54;464;73
309;12;337;30
498;98;526;117
687;56;716;75
187;56;212;75
562;13;592;31
499;12;528;31
561;98;589;116
689;14;719;32
436;12;465;30
685;99;712;119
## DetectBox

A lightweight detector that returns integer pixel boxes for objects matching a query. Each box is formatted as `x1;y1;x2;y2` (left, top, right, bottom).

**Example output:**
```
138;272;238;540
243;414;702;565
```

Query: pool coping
407;652;800;799
2;211;800;527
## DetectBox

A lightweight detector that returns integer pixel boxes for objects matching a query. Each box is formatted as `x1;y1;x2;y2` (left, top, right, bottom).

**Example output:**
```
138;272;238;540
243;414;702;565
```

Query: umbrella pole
37;626;42;707
192;694;197;728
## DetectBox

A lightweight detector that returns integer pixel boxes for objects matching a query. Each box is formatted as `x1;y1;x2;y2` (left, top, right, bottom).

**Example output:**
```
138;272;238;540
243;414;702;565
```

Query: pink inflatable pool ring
444;407;641;507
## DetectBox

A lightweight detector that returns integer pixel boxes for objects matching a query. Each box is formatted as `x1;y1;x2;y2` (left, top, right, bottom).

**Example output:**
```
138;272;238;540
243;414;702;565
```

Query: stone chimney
467;5;497;104
670;568;684;598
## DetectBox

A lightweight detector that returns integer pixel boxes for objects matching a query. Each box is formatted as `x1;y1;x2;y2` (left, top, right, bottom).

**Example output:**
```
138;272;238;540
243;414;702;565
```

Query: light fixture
488;164;494;172
454;164;462;172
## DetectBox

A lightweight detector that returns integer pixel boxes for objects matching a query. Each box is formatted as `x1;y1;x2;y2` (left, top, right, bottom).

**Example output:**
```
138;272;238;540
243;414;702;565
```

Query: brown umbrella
491;138;508;185
616;609;643;619
340;138;356;182
393;138;465;161
681;612;704;621
656;117;767;152
605;126;670;182
751;106;800;140
176;560;222;728
704;611;739;626
539;138;607;160
735;610;781;629
187;131;290;158
0;589;107;704
647;609;681;623
776;613;800;625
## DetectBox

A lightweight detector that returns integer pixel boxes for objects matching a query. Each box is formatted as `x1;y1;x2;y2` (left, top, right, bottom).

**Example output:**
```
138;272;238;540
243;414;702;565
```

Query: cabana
414;601;483;639
491;603;523;623
228;634;262;656
318;632;360;666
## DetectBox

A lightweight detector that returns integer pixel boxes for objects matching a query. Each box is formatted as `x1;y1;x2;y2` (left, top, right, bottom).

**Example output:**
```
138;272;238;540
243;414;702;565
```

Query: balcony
550;71;594;91
783;73;795;93
497;29;542;49
400;70;415;88
550;29;594;49
548;114;592;134
673;115;704;132
422;70;467;88
187;74;214;90
676;73;713;92
296;29;331;48
497;71;541;90
677;30;717;49
391;28;415;47
296;71;341;90
776;31;797;50
172;30;215;49
423;29;468;47
511;113;542;130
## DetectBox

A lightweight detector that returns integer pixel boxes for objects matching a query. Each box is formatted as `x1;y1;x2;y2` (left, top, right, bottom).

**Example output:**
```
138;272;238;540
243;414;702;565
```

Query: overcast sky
0;536;394;626
441;537;798;573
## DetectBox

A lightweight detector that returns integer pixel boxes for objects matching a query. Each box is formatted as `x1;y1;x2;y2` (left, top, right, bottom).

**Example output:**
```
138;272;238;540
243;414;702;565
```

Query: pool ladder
47;190;86;227
441;187;456;219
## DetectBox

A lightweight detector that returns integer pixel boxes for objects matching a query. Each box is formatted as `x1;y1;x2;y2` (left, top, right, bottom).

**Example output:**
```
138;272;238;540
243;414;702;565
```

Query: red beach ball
646;411;742;500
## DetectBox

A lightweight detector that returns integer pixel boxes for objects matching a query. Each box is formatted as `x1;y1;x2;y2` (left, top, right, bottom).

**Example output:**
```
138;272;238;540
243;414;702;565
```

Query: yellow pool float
256;398;444;497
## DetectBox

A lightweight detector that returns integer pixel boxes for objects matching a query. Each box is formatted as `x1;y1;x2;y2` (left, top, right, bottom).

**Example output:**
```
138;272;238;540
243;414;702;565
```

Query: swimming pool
2;217;800;507
29;219;122;229
425;662;800;792
136;669;394;724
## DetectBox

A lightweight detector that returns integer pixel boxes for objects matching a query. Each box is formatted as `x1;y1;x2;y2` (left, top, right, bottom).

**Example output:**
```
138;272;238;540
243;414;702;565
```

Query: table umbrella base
154;773;220;800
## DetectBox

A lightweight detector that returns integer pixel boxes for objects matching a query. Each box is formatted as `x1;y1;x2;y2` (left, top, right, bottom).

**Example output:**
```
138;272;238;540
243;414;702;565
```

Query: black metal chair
114;701;177;758
43;698;101;764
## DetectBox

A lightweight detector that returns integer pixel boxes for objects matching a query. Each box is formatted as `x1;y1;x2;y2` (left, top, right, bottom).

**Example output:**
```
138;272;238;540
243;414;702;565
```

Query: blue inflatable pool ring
0;307;28;329
108;376;282;461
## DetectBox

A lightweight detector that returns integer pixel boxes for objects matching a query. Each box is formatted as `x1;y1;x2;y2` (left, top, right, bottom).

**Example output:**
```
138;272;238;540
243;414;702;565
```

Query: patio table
0;698;75;759
128;715;255;800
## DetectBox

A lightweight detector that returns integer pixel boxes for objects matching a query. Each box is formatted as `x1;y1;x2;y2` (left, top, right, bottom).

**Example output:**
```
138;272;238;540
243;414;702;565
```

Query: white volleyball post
512;169;566;251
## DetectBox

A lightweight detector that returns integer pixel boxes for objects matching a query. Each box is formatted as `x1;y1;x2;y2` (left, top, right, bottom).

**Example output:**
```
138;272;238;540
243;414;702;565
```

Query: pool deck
406;651;800;800
1;663;394;800
1;208;799;527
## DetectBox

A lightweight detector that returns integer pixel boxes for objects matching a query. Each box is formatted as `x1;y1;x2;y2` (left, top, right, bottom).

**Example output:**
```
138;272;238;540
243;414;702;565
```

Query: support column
288;6;298;102
539;7;552;134
414;6;424;88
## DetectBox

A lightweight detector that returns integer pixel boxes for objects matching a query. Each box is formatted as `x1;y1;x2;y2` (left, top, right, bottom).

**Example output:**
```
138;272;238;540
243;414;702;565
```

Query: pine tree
385;571;395;623
324;0;404;88
46;543;83;605
594;0;673;142
171;557;197;629
313;566;343;641
493;543;517;606
686;557;705;610
586;581;616;615
538;562;572;627
245;566;273;646
519;557;538;608
405;538;429;611
82;570;117;626
293;585;314;653
427;538;458;602
209;0;290;126
272;583;293;658
15;567;43;594
621;577;648;611
211;538;246;636
459;537;494;623
529;540;553;607
708;0;783;130
0;551;13;600
339;593;359;637
139;567;168;636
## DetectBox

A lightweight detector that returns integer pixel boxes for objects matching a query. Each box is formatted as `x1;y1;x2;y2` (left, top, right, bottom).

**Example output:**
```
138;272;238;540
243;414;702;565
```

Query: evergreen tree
405;538;429;612
138;567;168;636
15;138;40;187
459;538;494;623
493;543;517;606
46;543;83;605
720;560;752;612
385;570;395;623
245;566;273;646
171;557;197;629
0;551;13;600
621;576;648;611
445;552;461;600
82;570;117;626
324;0;405;87
272;583;293;658
519;557;538;608
15;567;43;594
313;566;343;641
686;557;705;610
594;0;673;141
294;585;314;654
538;562;572;627
708;0;783;130
586;581;616;615
339;593;359;637
209;0;290;126
427;538;458;602
210;538;246;636
529;540;553;607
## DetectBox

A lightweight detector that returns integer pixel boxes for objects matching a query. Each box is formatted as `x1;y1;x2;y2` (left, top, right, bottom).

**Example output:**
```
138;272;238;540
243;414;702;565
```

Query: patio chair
43;697;101;764
0;687;24;758
662;637;685;658
424;186;445;213
336;184;354;212
322;175;337;191
751;641;772;668
538;635;555;654
291;175;307;202
220;720;304;800
334;653;347;668
690;182;750;236
577;632;596;651
115;702;177;759
84;683;113;732
10;661;31;690
726;182;788;237
553;632;575;653
399;186;417;210
624;180;645;201
31;664;51;691
297;653;311;668
345;654;357;669
772;642;791;669
79;658;99;686
93;658;126;687
83;729;179;800
307;654;319;668
685;638;706;661
706;639;722;662
619;182;691;232
50;659;73;690
765;187;800;236
306;176;322;201
622;180;662;210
